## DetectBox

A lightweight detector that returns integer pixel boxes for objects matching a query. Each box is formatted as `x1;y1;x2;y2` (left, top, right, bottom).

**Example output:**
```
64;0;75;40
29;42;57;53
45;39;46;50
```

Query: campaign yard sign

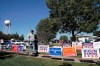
82;48;99;59
93;42;100;49
0;44;1;50
82;43;93;48
18;45;23;52
49;47;62;56
72;42;82;50
53;46;62;48
38;45;49;53
11;44;18;52
62;47;77;56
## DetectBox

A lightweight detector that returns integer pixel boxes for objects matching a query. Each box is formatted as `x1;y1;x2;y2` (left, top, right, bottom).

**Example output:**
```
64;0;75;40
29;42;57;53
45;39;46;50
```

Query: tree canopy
60;35;68;42
0;31;24;41
46;0;100;41
36;18;60;44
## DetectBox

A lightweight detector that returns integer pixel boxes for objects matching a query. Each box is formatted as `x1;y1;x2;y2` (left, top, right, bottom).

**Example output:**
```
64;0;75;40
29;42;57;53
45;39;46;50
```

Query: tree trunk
72;30;76;42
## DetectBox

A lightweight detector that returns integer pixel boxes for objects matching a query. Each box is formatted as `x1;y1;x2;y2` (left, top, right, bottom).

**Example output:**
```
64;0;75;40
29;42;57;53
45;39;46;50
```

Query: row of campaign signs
0;42;100;59
38;42;100;59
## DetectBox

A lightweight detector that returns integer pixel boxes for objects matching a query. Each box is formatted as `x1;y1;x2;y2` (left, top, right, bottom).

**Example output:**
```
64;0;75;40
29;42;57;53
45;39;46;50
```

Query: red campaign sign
11;44;18;52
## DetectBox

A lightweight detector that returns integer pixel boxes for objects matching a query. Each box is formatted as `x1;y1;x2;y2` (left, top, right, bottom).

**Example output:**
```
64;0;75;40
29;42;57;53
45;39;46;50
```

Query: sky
0;0;50;39
0;0;93;40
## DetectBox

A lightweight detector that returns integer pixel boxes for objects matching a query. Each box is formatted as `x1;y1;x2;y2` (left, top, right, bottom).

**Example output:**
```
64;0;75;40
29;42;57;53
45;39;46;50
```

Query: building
76;35;97;42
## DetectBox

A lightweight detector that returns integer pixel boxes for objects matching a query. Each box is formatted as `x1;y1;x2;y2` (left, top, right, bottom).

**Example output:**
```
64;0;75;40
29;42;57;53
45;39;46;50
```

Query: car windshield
4;41;11;45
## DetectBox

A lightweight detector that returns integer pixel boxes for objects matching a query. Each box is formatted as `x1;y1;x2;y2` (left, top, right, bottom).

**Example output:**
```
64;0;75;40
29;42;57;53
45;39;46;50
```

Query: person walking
27;30;37;56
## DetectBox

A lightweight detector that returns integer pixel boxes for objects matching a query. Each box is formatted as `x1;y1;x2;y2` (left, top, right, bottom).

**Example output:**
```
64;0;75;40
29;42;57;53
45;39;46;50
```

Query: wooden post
62;45;63;61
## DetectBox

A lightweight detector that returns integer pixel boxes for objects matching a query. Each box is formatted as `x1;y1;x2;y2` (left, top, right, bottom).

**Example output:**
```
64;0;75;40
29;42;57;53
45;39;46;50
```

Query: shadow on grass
42;56;51;58
0;51;15;60
79;59;95;63
59;63;72;66
51;57;75;62
79;59;100;65
94;61;100;65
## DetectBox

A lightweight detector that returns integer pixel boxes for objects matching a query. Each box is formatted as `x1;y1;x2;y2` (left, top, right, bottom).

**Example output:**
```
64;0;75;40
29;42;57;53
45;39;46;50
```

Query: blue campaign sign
18;45;23;52
49;47;61;56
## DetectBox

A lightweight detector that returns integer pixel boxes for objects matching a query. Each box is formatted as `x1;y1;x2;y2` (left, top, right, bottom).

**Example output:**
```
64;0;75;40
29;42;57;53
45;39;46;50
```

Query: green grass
0;55;63;66
0;55;99;66
76;50;82;58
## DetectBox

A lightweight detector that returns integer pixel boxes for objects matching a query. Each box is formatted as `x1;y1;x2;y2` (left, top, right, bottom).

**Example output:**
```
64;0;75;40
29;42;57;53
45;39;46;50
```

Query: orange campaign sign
62;47;77;56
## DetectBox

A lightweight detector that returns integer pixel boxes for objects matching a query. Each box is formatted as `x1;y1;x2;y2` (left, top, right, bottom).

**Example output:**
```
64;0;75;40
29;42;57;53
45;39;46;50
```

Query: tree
60;35;68;42
14;32;19;40
46;0;100;41
0;31;4;39
93;30;100;37
0;31;24;41
19;34;24;41
36;18;60;44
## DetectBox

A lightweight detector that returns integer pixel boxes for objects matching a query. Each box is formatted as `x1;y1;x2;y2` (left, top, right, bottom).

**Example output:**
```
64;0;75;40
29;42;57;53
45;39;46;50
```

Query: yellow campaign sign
62;47;77;56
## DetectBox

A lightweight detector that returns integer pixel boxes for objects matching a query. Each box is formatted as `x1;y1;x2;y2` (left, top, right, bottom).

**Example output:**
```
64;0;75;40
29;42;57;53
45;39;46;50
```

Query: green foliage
0;31;24;40
19;34;24;41
0;55;63;66
60;35;68;42
45;0;100;41
36;18;60;44
12;32;19;40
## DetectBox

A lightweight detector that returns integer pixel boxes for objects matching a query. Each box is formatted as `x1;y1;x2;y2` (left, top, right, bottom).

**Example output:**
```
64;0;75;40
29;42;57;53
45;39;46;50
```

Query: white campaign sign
72;42;82;50
38;45;49;53
82;48;100;59
53;46;62;48
93;42;100;49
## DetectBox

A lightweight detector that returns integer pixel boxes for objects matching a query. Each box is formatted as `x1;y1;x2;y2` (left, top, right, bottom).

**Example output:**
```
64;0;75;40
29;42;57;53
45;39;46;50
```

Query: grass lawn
0;55;99;66
75;50;82;58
